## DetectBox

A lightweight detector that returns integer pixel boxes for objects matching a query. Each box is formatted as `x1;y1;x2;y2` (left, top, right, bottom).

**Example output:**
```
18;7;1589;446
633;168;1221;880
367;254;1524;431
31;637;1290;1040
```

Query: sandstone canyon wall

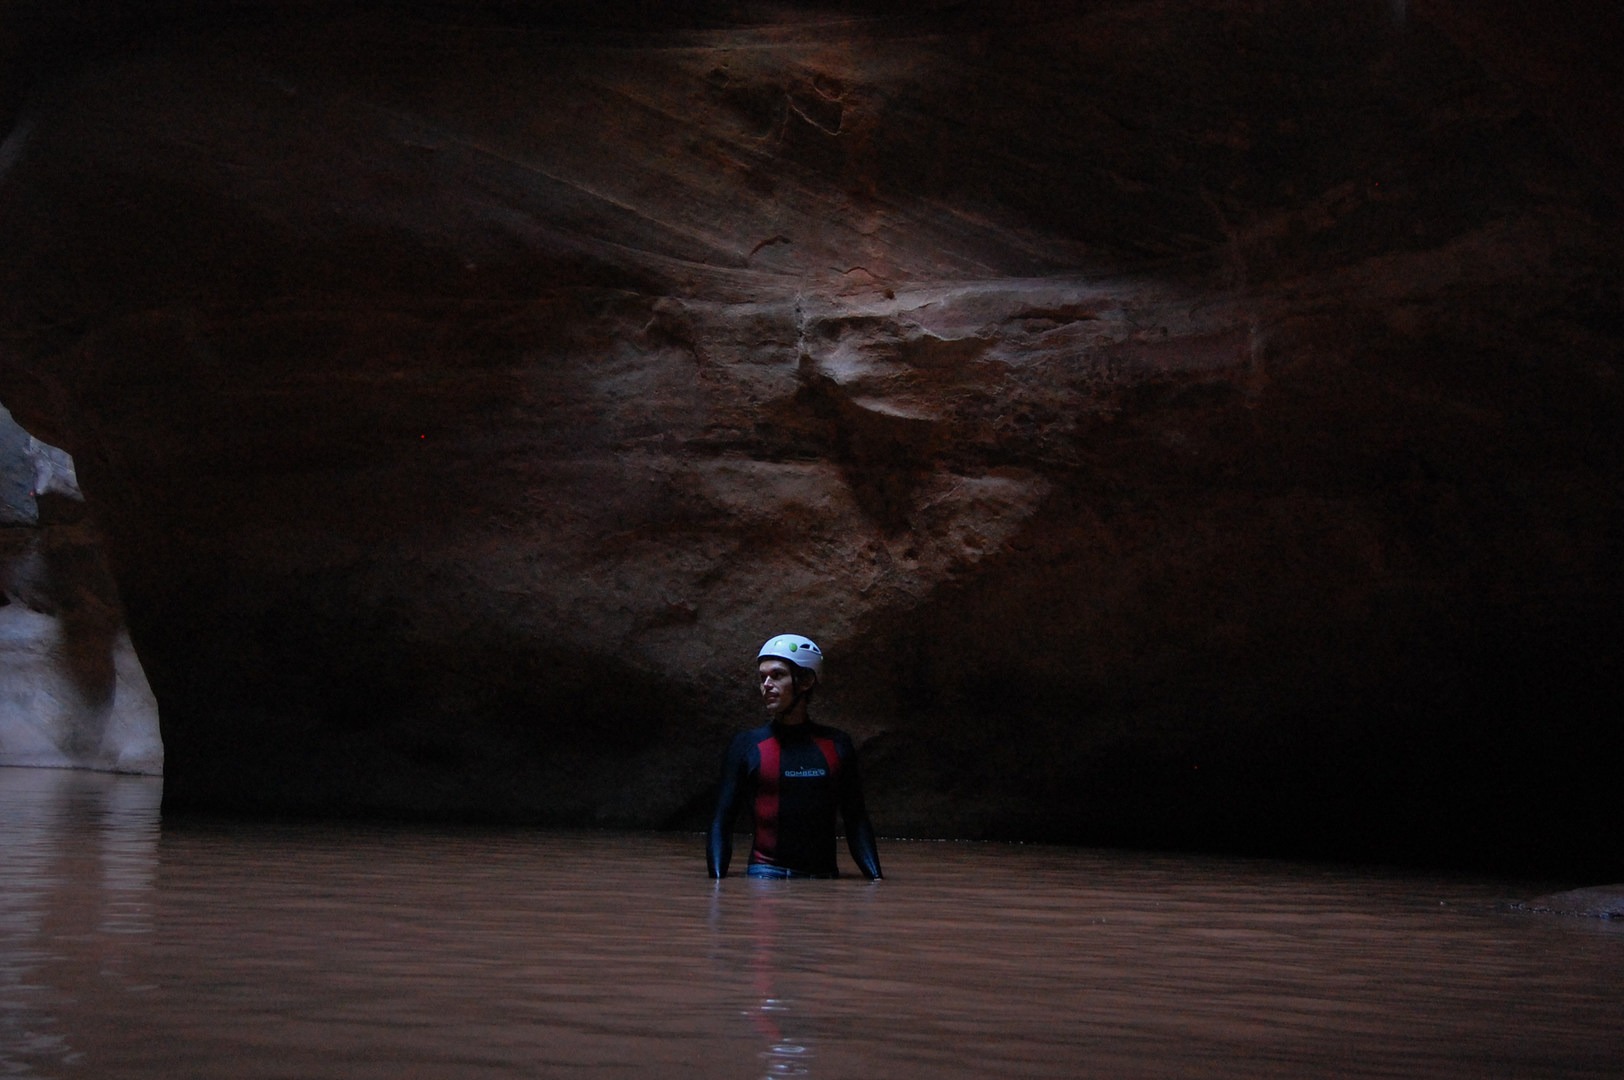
0;404;163;774
0;0;1619;874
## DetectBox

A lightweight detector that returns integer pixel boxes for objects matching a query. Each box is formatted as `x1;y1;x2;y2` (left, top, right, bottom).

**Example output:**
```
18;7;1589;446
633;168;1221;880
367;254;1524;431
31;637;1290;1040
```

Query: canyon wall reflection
0;767;161;1076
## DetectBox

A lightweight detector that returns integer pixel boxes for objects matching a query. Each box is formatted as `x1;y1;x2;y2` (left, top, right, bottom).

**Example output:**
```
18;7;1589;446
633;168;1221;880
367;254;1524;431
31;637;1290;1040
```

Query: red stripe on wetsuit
750;733;840;866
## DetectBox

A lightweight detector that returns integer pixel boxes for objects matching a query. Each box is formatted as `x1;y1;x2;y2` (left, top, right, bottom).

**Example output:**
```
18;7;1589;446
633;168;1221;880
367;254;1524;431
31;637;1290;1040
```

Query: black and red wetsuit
706;719;882;879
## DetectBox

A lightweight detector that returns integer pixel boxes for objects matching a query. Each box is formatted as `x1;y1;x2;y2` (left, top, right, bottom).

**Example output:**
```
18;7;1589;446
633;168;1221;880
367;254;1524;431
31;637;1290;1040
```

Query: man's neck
774;703;810;727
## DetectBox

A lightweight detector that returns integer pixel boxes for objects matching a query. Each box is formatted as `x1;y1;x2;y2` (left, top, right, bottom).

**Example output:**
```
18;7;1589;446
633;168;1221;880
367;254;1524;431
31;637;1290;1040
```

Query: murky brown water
4;766;1622;1079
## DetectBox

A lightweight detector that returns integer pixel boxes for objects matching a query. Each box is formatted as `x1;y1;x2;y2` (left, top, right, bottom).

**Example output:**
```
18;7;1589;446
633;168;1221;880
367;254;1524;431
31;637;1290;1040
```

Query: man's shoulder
805;721;857;749
729;723;776;748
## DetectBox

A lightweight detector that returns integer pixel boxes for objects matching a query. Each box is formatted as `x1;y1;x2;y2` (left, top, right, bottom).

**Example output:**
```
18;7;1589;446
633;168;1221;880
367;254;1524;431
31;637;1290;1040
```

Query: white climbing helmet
756;634;824;677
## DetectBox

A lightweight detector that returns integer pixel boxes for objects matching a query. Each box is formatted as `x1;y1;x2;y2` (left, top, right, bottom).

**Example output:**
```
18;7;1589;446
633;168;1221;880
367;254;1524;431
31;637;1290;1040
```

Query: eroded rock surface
0;405;163;774
0;1;1619;872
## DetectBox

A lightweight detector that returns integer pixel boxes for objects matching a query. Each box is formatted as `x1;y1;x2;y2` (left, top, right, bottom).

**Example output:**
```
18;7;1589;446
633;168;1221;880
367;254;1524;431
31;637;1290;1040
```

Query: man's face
758;659;799;715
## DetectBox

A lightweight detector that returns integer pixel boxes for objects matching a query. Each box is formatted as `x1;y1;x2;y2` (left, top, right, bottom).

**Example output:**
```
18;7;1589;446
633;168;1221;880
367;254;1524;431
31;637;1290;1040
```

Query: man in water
707;634;883;880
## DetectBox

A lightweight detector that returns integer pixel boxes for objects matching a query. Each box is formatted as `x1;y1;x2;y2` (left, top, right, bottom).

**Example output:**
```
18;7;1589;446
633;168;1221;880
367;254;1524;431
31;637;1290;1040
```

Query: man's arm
706;735;748;878
838;736;883;880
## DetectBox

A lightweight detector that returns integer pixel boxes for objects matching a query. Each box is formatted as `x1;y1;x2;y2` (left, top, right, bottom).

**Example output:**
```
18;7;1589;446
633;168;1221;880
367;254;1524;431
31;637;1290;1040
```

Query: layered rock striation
0;0;1620;873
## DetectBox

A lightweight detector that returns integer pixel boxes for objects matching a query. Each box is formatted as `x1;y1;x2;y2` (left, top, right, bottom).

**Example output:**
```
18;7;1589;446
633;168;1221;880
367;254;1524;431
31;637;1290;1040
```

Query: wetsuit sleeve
707;733;750;878
838;736;883;880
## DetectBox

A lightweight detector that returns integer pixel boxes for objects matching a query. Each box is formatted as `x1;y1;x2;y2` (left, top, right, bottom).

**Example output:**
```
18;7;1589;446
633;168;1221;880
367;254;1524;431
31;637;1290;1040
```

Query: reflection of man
707;635;883;880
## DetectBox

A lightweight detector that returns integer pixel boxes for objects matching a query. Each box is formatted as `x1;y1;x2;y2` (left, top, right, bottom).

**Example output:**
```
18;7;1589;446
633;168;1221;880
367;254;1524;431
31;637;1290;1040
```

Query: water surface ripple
3;767;1621;1078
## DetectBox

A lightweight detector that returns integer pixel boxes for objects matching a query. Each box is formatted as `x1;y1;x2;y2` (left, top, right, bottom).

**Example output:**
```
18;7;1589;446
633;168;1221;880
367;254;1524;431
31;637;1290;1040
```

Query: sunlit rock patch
0;405;162;774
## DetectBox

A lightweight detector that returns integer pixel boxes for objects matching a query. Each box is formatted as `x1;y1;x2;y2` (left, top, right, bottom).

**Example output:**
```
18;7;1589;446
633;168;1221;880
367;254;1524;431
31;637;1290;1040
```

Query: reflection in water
0;767;162;1077
744;881;827;1079
3;764;1624;1079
